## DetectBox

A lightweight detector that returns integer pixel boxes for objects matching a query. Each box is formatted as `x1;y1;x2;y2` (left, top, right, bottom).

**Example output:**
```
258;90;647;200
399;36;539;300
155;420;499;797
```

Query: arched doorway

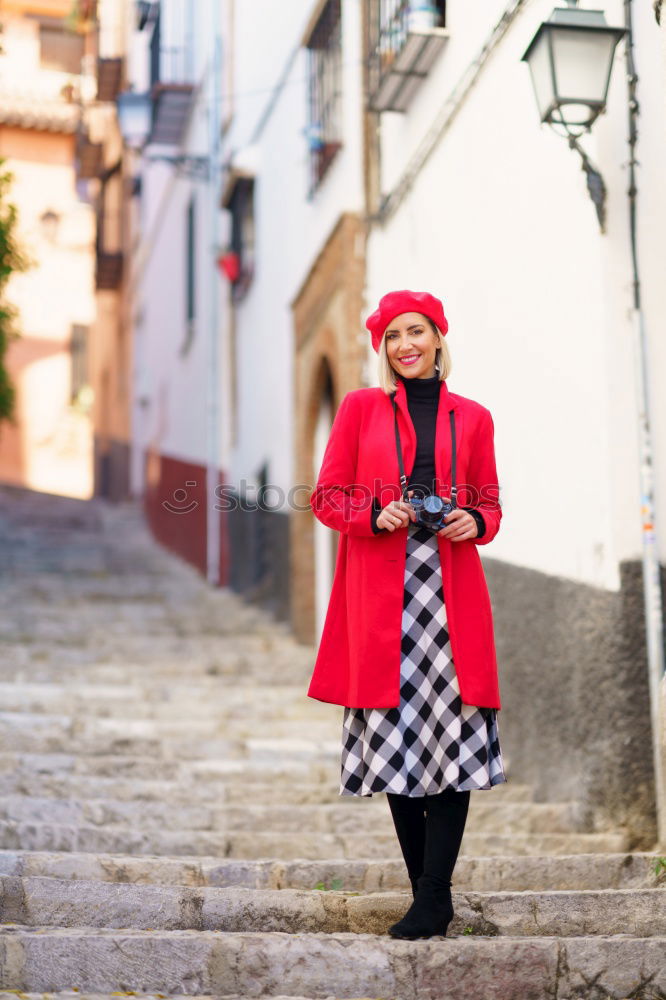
290;212;367;643
312;361;336;641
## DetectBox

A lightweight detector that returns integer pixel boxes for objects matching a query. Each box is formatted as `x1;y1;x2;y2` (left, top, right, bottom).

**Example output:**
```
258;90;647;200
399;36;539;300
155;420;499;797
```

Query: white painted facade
222;0;365;499
127;0;366;554
127;0;224;519
365;0;666;593
126;0;666;603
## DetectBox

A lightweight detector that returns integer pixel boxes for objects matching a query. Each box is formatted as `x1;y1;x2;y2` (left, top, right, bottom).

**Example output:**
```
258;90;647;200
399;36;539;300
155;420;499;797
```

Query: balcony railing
367;0;449;112
95;251;123;291
97;57;123;103
76;133;103;177
0;88;81;132
148;46;196;146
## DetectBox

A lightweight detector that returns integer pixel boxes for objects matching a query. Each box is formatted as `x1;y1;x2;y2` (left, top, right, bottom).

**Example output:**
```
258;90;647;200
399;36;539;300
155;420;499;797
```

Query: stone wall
486;556;665;848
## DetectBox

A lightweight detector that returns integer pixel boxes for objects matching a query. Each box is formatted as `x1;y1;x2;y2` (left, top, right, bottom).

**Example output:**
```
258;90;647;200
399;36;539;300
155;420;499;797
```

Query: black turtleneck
399;370;440;498
370;372;486;538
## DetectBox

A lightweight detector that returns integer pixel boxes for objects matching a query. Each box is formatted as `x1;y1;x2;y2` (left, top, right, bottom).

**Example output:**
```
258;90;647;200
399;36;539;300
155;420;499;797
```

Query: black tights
386;787;471;892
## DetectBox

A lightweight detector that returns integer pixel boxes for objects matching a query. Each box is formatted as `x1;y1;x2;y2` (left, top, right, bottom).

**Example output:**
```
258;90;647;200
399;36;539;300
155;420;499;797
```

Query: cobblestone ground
0;482;663;1000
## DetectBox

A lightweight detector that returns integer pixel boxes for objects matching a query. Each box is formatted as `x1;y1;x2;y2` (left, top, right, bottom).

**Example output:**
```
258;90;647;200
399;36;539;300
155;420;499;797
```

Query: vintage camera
408;493;456;533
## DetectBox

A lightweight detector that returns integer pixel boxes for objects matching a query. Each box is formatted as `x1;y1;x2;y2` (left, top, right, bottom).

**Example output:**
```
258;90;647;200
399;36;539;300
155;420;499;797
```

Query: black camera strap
391;393;457;506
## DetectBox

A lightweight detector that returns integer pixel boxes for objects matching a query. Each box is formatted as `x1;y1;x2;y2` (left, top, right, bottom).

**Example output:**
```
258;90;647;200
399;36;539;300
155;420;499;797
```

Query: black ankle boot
388;875;454;939
387;786;470;939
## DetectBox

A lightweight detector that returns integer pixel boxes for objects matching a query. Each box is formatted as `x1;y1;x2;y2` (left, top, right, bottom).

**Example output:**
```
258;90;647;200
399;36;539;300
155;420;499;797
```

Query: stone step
0;995;310;1000
0;820;629;857
0;752;338;783
0;770;535;805
0;658;315;684
0;926;662;998
0;725;341;761
0;680;309;699
0;849;659;892
0;995;230;1000
0;794;584;835
0;711;340;746
0;681;325;716
2;875;664;937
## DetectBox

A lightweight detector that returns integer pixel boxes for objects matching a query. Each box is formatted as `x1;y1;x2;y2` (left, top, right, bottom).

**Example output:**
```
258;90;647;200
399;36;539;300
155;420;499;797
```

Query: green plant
65;0;97;33
462;925;474;935
0;160;30;425
313;877;345;891
653;856;666;882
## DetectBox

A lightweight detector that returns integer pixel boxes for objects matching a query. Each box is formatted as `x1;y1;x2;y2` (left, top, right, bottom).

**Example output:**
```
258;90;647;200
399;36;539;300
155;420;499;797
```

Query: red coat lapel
392;376;463;497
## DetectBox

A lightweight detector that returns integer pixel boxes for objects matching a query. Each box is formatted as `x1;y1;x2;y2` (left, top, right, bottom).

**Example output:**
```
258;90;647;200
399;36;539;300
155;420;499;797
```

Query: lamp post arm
551;108;608;232
566;134;607;232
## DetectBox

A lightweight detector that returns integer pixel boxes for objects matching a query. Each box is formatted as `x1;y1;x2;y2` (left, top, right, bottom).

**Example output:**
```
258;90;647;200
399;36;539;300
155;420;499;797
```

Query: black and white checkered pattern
340;521;507;797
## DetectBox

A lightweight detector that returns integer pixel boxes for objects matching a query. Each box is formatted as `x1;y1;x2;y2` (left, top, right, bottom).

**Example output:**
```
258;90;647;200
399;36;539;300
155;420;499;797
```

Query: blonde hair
377;320;452;394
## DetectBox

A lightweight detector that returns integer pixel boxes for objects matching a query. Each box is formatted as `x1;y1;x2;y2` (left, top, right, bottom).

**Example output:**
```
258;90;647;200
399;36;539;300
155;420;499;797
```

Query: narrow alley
0;485;662;998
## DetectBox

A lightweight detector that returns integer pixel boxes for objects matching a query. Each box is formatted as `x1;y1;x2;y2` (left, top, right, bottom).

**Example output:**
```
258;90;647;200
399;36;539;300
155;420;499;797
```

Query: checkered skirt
340;520;507;797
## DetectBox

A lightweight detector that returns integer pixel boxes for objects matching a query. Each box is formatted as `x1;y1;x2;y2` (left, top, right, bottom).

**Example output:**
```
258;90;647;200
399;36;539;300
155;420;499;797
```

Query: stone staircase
0;484;663;1000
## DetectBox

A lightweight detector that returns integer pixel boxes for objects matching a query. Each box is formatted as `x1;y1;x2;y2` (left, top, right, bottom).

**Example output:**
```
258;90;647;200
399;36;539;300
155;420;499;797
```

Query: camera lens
420;495;445;525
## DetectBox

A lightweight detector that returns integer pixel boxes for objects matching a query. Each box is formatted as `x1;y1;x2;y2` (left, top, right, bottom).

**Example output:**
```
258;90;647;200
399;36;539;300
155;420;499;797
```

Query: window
70;324;89;402
305;0;342;194
228;176;255;302
136;1;162;83
184;195;196;349
149;4;161;88
39;21;85;75
180;196;197;356
367;0;448;112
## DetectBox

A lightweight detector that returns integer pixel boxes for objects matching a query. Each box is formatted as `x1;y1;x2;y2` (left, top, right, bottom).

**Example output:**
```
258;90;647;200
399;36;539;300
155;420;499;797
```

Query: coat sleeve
464;408;502;546
310;392;378;537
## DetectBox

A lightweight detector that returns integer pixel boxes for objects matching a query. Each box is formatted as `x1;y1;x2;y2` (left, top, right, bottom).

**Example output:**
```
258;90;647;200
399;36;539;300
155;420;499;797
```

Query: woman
307;289;507;940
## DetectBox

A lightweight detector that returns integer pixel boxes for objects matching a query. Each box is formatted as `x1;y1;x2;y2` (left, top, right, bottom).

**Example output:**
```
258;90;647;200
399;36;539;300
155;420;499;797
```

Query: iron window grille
305;0;343;195
183;195;196;352
229;177;256;303
367;0;448;112
70;324;89;403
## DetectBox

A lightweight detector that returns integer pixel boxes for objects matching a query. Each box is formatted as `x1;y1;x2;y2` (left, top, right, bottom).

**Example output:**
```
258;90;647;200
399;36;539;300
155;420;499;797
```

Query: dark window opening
70;324;89;402
39;21;85;75
185;195;196;339
305;0;342;195
149;5;162;89
228;177;255;302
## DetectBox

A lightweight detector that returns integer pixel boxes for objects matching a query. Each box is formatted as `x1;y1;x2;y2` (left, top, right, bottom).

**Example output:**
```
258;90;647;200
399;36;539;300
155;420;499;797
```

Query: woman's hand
436;501;479;541
376;490;417;532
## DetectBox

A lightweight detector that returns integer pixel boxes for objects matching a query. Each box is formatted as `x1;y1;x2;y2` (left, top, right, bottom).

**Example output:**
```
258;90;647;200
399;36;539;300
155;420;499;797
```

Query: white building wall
224;0;365;496
128;0;666;599
129;0;224;497
365;0;666;592
596;0;666;572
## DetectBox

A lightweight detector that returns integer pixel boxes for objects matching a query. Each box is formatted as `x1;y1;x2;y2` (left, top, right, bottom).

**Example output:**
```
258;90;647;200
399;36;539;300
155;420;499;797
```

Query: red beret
365;290;449;353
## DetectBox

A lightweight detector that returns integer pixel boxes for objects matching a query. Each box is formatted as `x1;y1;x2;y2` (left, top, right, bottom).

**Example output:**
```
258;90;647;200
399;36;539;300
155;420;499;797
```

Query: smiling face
383;312;440;380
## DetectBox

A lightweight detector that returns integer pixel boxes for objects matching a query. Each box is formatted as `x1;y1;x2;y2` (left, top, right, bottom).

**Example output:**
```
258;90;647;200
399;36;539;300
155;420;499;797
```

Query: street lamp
521;3;625;135
116;90;152;150
521;1;626;230
115;89;209;179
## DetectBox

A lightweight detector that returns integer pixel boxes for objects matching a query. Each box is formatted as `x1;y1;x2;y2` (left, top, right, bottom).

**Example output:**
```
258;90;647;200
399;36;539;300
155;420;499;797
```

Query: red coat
307;376;503;710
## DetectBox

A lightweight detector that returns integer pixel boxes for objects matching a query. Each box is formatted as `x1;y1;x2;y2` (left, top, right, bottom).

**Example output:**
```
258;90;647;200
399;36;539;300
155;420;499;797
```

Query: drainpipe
206;0;223;585
624;0;666;847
